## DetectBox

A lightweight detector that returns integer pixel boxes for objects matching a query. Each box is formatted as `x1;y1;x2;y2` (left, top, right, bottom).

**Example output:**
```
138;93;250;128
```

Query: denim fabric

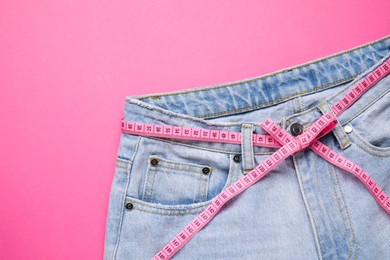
104;34;390;260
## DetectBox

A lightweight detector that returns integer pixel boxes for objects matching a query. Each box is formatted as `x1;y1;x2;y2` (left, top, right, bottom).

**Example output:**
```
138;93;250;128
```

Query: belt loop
241;124;255;173
318;101;351;150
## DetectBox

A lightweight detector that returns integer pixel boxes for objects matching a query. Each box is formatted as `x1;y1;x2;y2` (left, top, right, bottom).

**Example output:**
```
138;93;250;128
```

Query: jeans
104;34;390;259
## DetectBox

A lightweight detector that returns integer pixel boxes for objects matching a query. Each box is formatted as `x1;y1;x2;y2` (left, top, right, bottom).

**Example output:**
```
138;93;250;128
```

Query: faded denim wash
104;34;390;260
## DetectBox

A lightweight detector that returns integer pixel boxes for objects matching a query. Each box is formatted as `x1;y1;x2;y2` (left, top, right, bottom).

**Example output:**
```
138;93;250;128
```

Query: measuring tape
120;58;390;260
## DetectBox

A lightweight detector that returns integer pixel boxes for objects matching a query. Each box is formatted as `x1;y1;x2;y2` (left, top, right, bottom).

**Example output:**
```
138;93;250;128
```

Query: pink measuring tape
121;59;390;260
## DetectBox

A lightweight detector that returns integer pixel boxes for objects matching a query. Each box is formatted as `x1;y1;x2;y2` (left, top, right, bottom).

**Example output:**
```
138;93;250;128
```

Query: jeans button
290;122;303;136
344;125;353;133
233;154;241;163
150;158;159;166
202;167;211;175
125;203;133;210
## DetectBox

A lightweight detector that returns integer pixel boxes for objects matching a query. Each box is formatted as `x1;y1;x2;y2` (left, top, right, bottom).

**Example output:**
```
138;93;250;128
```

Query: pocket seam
342;88;390;154
155;164;213;173
344;88;390;126
142;154;211;205
151;155;213;171
126;196;213;215
142;163;157;202
348;125;390;157
132;207;207;216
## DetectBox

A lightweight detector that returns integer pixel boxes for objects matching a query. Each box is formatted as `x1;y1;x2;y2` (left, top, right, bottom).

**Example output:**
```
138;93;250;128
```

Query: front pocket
345;122;390;157
141;155;212;205
345;87;390;155
126;136;235;208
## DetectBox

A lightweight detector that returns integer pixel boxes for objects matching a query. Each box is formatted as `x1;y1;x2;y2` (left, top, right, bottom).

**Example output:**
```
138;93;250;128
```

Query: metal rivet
202;167;210;175
344;125;353;134
233;154;241;163
125;203;133;210
150;158;159;166
290;123;303;137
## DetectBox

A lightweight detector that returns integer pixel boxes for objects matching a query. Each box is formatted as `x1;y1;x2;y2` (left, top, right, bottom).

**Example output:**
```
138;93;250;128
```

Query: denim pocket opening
346;88;390;154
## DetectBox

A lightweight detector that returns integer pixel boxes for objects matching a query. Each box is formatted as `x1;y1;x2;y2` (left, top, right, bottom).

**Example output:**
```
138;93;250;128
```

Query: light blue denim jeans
104;35;390;260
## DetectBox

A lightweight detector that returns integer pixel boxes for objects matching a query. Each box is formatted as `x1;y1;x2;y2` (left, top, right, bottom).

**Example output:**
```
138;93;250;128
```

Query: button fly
290;122;303;136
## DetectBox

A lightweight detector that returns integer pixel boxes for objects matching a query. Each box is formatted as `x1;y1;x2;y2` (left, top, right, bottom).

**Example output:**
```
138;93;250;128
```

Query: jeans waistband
123;34;390;153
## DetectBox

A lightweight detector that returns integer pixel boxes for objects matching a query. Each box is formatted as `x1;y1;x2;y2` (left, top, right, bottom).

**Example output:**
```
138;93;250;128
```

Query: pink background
0;1;389;259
